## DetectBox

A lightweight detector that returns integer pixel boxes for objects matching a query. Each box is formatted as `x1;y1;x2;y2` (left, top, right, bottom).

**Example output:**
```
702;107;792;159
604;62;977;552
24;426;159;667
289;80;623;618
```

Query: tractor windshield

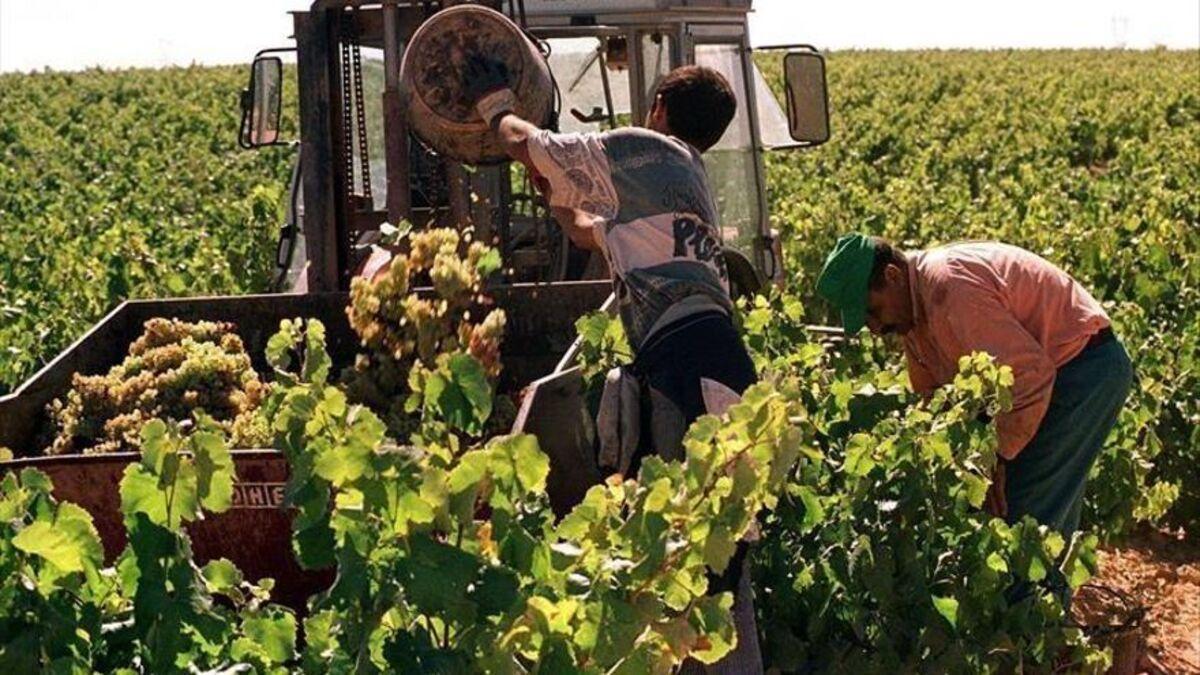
694;42;763;251
542;35;786;259
546;37;633;133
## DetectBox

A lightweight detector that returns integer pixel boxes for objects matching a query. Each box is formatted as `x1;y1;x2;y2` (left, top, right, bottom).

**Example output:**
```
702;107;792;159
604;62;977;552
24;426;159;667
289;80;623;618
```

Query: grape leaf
202;558;243;594
703;525;738;574
933;595;959;629
239;609;297;664
843;433;877;476
314;433;373;487
12;521;86;573
302;320;331;384
119;464;171;527
192;430;234;513
474;247;502;277
795;485;826;532
686;593;737;664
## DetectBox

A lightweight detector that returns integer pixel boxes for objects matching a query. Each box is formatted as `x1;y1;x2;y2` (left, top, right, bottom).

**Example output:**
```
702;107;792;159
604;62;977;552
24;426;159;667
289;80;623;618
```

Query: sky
0;0;1197;73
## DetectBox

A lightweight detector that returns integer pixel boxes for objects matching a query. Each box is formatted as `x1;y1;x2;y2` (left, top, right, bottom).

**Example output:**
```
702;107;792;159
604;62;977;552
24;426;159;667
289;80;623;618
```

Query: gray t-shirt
527;127;732;351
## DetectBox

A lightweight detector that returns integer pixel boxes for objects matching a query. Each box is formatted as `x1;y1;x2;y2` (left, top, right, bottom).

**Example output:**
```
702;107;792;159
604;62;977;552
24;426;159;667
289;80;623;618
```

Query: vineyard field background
0;49;1197;671
0;65;296;394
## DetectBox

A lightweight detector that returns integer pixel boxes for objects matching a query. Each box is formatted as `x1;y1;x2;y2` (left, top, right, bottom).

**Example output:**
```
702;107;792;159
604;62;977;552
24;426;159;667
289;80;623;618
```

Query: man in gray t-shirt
468;60;762;673
467;57;760;458
467;59;737;353
523;124;733;350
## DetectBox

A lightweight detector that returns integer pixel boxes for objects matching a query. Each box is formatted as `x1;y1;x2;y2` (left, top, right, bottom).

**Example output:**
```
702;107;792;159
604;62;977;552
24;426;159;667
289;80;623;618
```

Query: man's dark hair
654;65;737;153
868;236;907;289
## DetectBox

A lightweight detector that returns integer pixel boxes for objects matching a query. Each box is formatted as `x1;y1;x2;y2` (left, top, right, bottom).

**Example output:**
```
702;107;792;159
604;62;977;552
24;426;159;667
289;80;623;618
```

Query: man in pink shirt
816;234;1133;549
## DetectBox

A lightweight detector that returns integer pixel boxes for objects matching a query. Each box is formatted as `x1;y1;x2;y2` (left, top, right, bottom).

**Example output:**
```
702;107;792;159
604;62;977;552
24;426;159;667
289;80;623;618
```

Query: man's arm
467;56;619;228
491;112;537;169
488;108;605;253
904;351;938;399
487;103;604;251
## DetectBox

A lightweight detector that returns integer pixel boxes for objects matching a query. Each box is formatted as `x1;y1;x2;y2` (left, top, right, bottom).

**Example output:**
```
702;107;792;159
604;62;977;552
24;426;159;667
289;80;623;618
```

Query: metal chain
350;34;372;200
338;15;372;201
339;21;356;199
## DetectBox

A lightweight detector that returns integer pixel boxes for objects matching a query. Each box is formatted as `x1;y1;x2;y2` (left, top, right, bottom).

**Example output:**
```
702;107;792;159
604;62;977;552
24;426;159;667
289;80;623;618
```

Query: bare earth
1074;527;1200;674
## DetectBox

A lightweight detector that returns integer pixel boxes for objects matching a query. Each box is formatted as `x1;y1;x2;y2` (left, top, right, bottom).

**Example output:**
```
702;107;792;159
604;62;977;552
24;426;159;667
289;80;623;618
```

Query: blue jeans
1005;335;1134;601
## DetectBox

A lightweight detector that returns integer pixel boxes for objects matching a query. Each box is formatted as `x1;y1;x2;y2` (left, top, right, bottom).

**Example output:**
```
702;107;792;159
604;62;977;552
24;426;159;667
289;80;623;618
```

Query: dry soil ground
1075;526;1200;674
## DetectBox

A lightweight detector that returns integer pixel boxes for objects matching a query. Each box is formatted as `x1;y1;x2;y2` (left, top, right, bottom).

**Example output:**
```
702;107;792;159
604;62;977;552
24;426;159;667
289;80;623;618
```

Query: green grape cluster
344;227;506;436
46;318;270;454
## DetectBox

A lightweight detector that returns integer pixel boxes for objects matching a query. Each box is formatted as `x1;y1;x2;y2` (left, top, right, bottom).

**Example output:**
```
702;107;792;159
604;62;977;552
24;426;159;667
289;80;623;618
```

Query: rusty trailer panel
3;450;330;611
511;365;602;515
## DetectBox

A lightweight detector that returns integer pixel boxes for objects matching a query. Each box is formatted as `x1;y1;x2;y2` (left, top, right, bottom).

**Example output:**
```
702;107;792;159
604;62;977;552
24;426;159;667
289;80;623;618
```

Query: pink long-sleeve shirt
901;242;1111;460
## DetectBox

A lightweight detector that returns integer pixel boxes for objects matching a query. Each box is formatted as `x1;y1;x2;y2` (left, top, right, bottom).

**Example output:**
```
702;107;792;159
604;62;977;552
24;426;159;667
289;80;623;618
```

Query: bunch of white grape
47;318;270;454
344;227;507;435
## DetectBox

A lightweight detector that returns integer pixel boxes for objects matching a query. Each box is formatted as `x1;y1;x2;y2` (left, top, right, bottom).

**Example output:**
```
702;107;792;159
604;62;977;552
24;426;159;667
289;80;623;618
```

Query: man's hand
985;460;1008;518
463;54;515;126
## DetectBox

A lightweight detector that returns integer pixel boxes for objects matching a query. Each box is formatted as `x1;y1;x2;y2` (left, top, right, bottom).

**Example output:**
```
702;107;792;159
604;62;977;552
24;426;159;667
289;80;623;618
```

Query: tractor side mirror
783;49;830;146
240;56;284;148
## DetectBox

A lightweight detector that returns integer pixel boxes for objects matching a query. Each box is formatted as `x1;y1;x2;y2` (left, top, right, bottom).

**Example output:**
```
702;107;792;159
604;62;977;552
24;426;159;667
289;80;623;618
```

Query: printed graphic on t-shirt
532;131;619;220
671;217;726;274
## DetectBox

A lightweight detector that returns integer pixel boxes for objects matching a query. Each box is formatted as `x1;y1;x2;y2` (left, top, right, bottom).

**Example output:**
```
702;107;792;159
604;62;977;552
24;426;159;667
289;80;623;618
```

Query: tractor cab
240;0;829;297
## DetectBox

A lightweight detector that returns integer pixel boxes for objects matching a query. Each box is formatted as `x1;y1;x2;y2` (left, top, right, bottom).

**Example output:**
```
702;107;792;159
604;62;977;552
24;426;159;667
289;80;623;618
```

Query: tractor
0;0;828;609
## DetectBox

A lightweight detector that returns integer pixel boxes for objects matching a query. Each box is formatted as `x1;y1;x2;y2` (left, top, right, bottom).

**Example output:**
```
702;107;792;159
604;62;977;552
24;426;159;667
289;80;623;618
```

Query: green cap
816;233;877;334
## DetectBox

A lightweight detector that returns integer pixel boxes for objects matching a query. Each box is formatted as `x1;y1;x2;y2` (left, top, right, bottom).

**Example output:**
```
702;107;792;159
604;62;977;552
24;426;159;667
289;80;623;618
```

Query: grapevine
749;343;1110;673
1;419;296;672
263;318;805;672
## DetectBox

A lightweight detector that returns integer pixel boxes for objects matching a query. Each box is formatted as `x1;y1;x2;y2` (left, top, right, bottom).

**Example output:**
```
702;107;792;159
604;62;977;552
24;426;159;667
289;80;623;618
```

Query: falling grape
343;228;508;437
